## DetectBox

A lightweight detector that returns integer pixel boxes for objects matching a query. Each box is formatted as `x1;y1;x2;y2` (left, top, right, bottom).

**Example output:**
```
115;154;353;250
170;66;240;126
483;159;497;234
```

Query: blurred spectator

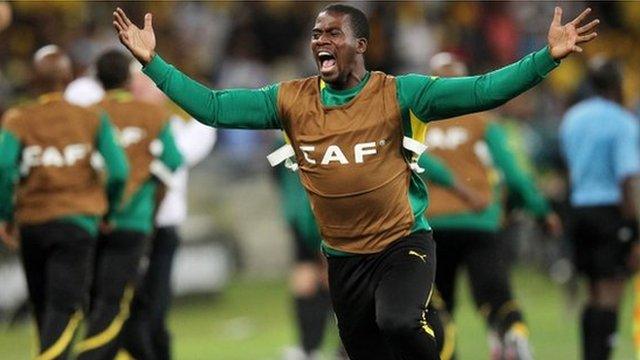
560;57;640;360
0;1;11;32
126;63;216;360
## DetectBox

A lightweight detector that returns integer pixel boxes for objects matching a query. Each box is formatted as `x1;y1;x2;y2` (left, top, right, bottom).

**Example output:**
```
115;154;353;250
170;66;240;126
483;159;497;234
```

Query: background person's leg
466;232;523;333
582;278;625;360
288;224;332;358
19;225;49;339
433;230;463;314
41;223;95;359
76;231;146;360
465;231;529;359
290;262;331;356
134;226;179;360
572;206;634;360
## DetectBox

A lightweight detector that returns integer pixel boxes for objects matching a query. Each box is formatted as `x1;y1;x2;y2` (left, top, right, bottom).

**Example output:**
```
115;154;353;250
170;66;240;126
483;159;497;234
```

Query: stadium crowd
3;1;640;179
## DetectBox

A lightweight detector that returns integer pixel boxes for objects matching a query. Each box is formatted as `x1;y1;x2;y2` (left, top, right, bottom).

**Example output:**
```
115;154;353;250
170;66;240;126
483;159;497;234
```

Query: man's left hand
548;7;599;60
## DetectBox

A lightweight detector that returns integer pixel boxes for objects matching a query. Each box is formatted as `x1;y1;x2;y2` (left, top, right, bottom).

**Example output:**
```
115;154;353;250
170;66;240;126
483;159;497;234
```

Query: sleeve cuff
533;46;560;77
142;54;170;82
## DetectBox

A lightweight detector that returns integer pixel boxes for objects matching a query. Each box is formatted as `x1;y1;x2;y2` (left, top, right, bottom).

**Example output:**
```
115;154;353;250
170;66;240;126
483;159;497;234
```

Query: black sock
294;288;331;354
581;306;618;360
485;300;525;337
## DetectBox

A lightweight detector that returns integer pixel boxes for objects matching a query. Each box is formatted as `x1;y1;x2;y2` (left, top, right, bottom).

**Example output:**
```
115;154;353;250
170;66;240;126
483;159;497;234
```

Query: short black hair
322;3;369;40
96;49;131;90
587;57;622;97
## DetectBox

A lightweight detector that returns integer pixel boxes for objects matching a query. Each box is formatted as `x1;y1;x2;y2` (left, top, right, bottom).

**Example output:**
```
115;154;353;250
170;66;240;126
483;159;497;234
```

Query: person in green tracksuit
0;45;129;360
272;138;337;359
113;4;596;359
419;53;563;360
75;50;183;360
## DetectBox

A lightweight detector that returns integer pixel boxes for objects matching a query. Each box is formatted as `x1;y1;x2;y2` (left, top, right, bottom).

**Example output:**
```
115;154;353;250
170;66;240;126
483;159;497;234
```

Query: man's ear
356;38;367;55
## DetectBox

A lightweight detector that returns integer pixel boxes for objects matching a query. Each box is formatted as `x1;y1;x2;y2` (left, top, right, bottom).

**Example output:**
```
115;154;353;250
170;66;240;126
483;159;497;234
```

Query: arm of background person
173;117;216;167
418;152;488;211
96;113;130;218
485;122;550;218
157;120;183;172
0;113;22;249
418;153;456;188
0;128;20;223
614;116;640;220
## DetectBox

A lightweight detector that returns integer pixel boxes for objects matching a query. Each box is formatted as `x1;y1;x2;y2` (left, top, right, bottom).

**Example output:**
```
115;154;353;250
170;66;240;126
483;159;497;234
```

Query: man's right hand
113;7;156;65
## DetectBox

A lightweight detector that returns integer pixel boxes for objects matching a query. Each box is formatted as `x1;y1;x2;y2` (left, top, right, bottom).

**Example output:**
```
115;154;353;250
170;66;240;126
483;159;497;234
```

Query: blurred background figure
0;1;11;33
0;45;128;360
560;57;640;360
65;49;218;360
271;137;347;360
123;61;217;360
75;49;183;360
421;52;562;360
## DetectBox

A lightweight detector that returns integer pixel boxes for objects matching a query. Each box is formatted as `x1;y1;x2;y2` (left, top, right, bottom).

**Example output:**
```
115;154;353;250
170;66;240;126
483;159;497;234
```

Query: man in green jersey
419;53;562;360
113;4;597;359
0;45;129;360
75;50;183;360
272;137;352;360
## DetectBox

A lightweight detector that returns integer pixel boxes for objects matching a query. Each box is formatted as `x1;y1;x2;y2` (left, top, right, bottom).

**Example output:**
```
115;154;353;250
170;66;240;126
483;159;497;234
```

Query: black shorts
327;231;441;359
570;205;638;280
433;229;512;315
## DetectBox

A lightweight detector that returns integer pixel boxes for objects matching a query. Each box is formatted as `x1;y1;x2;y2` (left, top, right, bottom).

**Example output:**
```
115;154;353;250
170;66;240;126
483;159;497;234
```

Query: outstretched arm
403;7;598;122
0;118;21;249
0;130;19;249
418;153;488;211
113;8;281;130
485;123;548;217
96;114;129;219
485;123;562;236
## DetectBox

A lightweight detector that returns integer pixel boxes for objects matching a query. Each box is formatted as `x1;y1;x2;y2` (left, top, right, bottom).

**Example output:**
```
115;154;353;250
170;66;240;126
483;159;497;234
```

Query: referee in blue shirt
561;58;640;360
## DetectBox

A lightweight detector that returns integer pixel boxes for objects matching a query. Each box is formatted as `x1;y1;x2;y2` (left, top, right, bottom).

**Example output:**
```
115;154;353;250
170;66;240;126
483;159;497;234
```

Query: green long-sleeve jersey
111;122;183;234
142;46;558;251
419;121;550;231
0;113;128;236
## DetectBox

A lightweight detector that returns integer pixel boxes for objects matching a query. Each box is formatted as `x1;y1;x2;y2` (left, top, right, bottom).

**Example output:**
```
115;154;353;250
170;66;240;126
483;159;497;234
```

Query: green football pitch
0;267;636;359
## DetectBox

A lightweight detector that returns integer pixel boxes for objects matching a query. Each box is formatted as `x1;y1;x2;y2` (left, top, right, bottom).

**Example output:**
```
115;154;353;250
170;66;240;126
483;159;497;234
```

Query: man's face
310;11;365;85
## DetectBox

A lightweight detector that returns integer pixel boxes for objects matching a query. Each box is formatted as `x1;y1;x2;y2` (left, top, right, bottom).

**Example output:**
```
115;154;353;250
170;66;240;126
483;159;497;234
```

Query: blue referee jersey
560;97;640;207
